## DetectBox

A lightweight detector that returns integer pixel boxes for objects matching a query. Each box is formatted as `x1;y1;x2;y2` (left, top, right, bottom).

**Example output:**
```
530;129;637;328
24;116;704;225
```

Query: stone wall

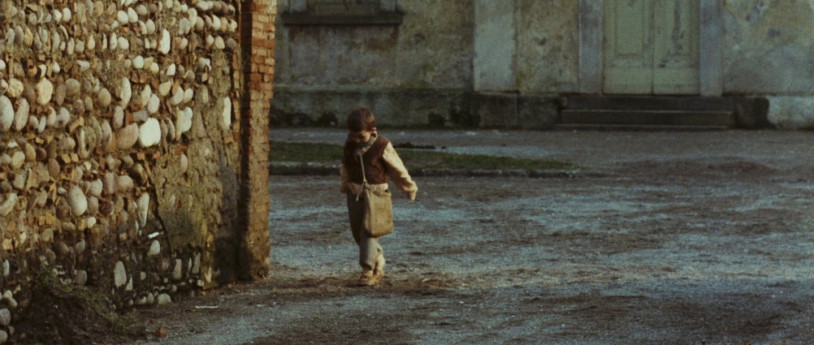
0;0;274;339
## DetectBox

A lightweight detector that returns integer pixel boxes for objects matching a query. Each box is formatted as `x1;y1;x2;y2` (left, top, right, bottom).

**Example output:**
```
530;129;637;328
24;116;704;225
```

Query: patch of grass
400;149;576;170
270;141;343;163
269;141;578;171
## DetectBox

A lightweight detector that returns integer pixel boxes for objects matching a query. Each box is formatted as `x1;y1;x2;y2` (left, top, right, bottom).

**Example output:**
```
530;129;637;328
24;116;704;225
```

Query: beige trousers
346;194;384;271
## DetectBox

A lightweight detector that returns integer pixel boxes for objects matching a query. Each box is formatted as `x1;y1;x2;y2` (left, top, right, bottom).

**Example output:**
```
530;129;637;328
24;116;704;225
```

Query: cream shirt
340;142;418;201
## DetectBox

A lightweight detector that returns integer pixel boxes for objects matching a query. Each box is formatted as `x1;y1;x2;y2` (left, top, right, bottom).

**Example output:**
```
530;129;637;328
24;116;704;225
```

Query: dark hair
346;108;376;132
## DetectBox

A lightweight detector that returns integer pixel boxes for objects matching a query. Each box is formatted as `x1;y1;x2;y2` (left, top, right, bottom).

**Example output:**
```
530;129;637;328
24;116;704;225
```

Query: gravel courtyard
132;130;814;345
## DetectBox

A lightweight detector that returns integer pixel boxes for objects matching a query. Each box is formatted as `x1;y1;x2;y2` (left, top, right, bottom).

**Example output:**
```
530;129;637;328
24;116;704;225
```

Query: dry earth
119;130;814;345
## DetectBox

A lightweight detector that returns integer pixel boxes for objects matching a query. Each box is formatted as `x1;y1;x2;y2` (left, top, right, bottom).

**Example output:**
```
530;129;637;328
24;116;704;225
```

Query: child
340;108;418;286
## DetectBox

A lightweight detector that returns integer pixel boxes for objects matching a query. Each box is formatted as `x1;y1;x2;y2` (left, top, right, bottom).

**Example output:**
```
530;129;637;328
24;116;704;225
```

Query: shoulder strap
358;152;368;184
356;152;367;201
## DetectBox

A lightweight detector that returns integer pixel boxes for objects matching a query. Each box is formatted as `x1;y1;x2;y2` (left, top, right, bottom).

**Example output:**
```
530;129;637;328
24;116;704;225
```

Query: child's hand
406;191;416;201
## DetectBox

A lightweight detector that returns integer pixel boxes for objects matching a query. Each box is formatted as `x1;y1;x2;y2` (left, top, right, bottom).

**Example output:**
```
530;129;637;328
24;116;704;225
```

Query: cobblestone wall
0;0;274;339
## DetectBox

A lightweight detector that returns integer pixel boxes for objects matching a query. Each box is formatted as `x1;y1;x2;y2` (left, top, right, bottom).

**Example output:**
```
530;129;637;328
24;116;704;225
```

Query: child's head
346;107;376;144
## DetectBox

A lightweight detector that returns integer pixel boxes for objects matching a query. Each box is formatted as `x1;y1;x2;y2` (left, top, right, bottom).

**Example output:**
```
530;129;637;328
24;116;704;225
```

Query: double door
603;0;700;94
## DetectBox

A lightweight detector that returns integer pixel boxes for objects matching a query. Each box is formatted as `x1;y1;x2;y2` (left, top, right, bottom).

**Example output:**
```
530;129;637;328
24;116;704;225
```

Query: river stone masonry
0;0;275;340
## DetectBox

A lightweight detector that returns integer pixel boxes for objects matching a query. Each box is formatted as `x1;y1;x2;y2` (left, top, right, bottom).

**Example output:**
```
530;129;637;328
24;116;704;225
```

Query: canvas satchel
356;153;394;237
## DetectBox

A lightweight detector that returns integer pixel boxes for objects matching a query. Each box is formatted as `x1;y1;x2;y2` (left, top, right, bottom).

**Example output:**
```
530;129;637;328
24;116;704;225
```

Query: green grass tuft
270;141;343;163
269;141;578;171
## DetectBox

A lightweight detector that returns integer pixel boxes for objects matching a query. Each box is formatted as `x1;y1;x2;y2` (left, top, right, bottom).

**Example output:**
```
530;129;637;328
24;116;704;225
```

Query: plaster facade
273;0;474;127
274;0;814;129
723;0;814;128
515;0;580;94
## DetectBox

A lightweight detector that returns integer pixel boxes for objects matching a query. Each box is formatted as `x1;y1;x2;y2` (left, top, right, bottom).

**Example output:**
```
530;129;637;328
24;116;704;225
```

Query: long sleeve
382;143;418;201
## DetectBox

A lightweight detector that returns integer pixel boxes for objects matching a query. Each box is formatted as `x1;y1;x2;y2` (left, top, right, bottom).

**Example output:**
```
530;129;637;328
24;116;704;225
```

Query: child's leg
346;194;364;245
359;232;383;271
347;194;384;276
358;233;384;286
374;250;385;279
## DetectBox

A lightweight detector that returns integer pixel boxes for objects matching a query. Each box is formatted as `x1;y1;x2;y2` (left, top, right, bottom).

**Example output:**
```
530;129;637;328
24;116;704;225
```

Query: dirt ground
121;129;814;345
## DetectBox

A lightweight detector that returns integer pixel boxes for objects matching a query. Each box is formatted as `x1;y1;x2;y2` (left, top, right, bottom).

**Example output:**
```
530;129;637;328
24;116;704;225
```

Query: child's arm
382;143;418;201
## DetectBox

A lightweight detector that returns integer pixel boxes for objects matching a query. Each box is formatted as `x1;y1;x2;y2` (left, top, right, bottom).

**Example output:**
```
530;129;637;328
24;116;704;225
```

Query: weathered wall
722;0;814;128
473;0;515;92
469;0;570;128
272;0;571;129
274;0;814;129
275;0;472;89
273;0;474;127
0;0;274;339
515;0;579;94
473;0;582;94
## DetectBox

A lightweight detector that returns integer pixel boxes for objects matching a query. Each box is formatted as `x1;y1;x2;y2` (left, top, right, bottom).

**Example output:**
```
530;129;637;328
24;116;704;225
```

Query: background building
273;0;814;129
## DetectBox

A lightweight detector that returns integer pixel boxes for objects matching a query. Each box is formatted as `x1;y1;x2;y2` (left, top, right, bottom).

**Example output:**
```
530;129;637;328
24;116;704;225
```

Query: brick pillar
238;0;275;280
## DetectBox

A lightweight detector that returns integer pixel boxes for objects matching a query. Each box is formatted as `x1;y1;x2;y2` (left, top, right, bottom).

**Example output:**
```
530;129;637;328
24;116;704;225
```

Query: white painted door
603;0;699;94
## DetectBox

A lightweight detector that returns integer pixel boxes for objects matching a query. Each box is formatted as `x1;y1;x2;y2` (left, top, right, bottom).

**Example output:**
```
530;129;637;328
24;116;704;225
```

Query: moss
13;270;145;344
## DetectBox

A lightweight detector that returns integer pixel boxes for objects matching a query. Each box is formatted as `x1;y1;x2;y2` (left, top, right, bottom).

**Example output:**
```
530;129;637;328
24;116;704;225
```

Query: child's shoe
358;269;381;286
373;255;385;281
372;269;384;284
374;255;385;273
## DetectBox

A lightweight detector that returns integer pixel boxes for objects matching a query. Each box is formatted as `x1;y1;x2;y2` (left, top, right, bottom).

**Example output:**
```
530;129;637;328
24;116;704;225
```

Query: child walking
340;108;418;286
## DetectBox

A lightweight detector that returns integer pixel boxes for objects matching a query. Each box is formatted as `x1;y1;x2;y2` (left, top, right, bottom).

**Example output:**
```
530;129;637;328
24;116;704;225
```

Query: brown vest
343;136;390;184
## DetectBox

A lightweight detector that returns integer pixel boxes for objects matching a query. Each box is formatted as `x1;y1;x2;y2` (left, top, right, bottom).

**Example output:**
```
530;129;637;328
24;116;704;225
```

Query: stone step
554;123;730;132
560;109;734;127
562;95;735;111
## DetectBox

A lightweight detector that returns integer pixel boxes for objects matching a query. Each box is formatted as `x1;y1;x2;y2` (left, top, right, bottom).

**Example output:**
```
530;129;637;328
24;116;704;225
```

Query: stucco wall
275;0;472;89
515;0;579;94
0;0;274;339
723;0;814;94
273;0;474;127
723;0;814;128
274;0;814;129
473;0;515;92
272;0;571;128
275;0;579;94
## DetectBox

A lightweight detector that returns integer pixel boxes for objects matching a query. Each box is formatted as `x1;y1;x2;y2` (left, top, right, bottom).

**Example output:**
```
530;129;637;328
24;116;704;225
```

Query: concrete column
699;0;723;96
578;0;603;94
239;0;274;281
474;0;516;92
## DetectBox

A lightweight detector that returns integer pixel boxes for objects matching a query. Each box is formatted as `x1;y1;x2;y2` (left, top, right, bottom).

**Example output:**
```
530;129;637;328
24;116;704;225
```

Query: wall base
271;88;559;129
767;96;814;129
272;88;782;130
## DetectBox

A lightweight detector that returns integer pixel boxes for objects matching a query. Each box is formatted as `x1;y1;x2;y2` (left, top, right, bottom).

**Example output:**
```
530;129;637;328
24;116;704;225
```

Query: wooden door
603;0;699;94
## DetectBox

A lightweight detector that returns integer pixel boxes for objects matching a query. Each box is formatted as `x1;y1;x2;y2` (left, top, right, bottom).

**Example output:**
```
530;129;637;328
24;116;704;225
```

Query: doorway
603;0;700;94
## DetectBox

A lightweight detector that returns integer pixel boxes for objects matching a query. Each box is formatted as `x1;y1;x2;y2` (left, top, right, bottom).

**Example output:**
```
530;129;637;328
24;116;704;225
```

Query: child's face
347;129;374;145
